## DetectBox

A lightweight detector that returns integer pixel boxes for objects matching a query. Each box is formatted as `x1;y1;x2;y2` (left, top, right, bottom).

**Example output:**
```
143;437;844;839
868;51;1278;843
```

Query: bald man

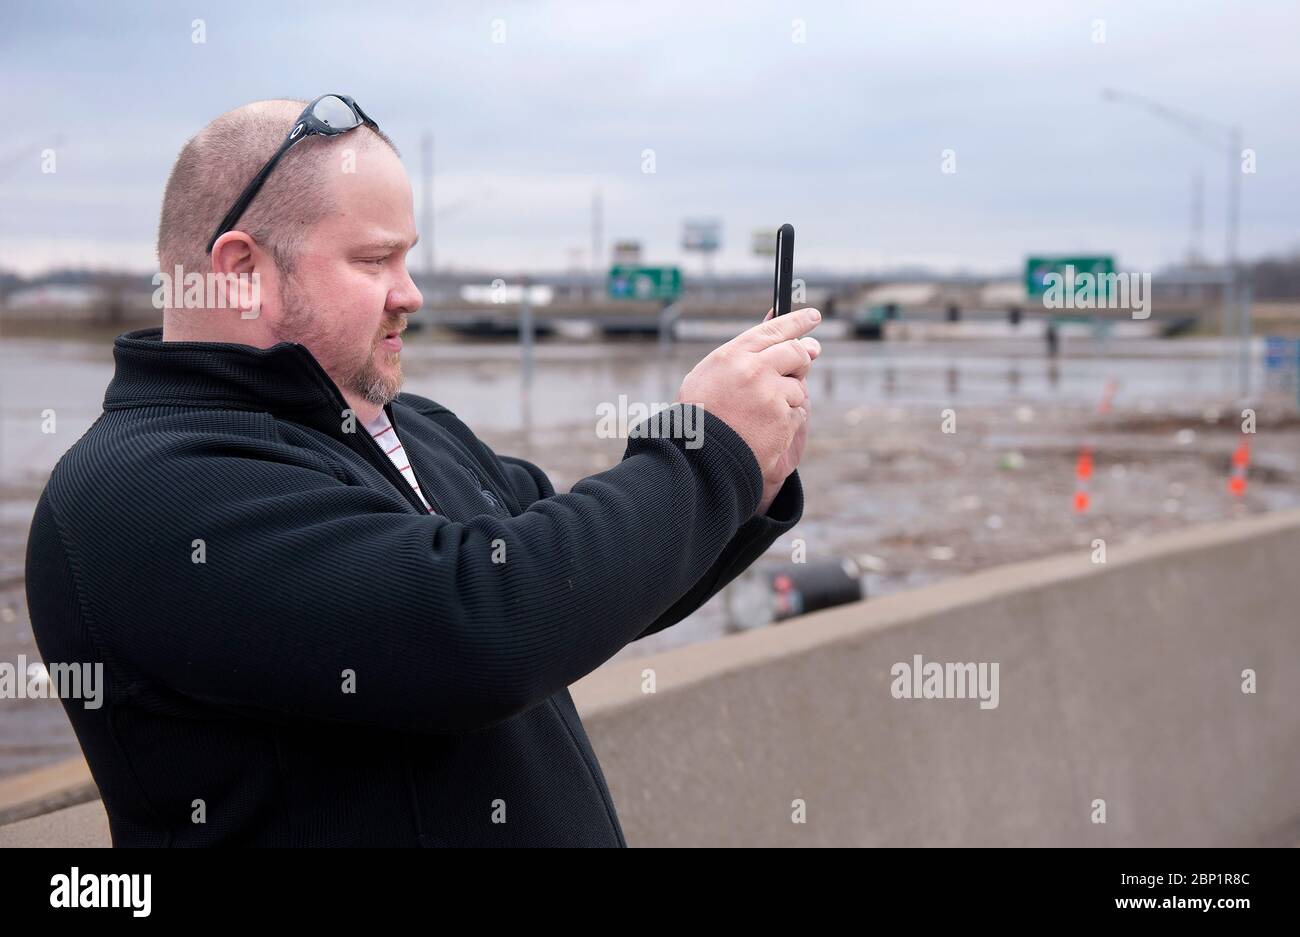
25;96;819;847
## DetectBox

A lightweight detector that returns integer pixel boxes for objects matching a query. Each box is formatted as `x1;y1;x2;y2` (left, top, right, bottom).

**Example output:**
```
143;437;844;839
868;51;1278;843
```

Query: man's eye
360;256;388;266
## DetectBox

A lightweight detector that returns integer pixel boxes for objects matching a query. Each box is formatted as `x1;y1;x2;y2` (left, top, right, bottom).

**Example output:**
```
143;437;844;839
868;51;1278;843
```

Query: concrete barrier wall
569;508;1300;847
5;509;1299;847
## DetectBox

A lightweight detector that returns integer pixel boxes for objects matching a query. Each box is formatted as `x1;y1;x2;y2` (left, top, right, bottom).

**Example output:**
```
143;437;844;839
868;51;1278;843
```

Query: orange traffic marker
1228;440;1250;496
1073;446;1093;514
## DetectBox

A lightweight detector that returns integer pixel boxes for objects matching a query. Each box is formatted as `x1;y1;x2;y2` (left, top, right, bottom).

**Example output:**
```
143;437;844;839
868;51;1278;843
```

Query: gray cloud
1;0;1296;275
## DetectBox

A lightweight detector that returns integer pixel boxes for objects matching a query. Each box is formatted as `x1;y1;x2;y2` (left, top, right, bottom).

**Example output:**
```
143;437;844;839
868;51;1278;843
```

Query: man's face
271;142;423;407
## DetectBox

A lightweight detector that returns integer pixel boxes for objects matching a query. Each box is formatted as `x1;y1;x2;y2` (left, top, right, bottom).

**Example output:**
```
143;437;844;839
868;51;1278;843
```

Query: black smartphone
772;223;795;316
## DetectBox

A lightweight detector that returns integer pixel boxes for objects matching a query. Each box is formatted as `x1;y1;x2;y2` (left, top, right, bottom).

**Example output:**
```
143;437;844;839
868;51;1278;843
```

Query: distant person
1046;320;1059;358
24;95;819;846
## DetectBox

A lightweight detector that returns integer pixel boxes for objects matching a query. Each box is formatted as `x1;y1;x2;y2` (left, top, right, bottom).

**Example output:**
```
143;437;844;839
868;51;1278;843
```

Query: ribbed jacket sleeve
492;438;802;640
634;467;802;640
32;402;786;737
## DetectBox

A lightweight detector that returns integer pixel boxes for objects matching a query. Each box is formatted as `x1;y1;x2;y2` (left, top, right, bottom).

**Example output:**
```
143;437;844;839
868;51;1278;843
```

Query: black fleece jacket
24;327;803;846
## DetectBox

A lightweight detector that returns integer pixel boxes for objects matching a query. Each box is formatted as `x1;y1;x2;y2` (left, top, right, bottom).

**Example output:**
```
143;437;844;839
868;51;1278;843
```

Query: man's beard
348;340;403;402
342;340;404;407
275;284;404;407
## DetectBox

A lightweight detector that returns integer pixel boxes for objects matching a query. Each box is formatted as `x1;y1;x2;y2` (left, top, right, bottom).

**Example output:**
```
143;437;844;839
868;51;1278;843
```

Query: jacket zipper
357;405;446;516
283;344;446;516
388;406;510;518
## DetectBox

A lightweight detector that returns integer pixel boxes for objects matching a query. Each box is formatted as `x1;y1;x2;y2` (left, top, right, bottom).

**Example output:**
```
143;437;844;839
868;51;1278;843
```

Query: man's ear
210;231;257;276
209;232;263;318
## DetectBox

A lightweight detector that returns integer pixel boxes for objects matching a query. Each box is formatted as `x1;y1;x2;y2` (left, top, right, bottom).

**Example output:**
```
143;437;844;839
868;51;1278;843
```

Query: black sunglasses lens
311;95;361;132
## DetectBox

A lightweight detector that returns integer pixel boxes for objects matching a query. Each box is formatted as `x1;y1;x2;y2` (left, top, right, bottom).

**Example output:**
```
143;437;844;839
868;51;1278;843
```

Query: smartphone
772;223;795;316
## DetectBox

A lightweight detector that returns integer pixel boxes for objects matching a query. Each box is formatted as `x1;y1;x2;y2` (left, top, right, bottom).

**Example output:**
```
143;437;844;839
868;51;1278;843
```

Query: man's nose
389;266;424;315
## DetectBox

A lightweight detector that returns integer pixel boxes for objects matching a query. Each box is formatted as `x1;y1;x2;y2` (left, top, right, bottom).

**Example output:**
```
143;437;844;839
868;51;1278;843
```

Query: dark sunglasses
206;93;379;254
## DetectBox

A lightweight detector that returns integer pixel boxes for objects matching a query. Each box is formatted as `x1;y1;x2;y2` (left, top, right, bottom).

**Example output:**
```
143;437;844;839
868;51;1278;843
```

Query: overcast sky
1;0;1297;277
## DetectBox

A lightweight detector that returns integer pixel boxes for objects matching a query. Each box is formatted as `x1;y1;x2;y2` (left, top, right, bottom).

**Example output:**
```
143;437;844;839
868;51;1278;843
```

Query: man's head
157;98;423;414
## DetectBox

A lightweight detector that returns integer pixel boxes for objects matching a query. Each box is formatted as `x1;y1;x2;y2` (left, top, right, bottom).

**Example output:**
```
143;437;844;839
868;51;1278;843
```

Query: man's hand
754;306;814;515
675;306;821;517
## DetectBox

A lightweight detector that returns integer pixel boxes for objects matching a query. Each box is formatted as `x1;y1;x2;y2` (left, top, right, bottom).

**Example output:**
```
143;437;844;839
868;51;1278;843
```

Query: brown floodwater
1;328;1297;777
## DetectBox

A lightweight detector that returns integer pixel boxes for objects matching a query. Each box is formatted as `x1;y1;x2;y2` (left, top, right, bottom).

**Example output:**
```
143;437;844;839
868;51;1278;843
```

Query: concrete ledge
571;508;1300;846
0;799;108;848
0;756;95;826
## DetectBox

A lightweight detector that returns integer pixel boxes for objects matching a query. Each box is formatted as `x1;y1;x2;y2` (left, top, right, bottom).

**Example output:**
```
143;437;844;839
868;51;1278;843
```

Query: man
24;96;820;846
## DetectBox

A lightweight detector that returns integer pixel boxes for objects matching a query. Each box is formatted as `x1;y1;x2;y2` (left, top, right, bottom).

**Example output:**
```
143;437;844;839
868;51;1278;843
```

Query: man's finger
777;375;807;408
759;338;814;378
776;336;822;363
732;306;821;353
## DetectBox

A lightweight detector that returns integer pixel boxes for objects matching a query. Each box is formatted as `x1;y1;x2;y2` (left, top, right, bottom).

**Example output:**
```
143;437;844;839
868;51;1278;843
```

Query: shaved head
156;98;399;282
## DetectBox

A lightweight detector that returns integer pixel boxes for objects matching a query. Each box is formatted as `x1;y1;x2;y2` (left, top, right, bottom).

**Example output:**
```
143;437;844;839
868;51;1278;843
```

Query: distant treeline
1246;252;1300;300
5;252;1300;300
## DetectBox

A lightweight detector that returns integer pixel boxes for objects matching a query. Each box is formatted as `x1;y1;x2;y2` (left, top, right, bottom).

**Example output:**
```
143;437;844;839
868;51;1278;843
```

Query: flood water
1;328;1296;778
0;330;1268;492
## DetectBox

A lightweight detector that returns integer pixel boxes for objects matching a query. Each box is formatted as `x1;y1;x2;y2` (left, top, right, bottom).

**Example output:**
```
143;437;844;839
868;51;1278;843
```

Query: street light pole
1226;126;1241;275
1227;126;1245;395
421;133;435;280
1101;89;1245;393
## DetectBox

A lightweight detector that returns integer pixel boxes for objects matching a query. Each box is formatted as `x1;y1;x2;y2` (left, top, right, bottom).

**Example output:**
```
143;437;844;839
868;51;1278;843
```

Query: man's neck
162;309;273;346
164;311;385;424
345;392;383;427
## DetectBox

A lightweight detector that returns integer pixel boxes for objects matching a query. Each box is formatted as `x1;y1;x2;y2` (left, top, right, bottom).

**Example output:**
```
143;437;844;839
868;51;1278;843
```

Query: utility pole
421;133;434;279
591;188;602;299
1102;89;1245;393
1189;172;1203;266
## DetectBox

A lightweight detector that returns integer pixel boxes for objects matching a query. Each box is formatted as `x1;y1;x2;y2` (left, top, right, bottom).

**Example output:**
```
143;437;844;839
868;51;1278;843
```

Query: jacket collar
103;328;455;517
104;327;349;416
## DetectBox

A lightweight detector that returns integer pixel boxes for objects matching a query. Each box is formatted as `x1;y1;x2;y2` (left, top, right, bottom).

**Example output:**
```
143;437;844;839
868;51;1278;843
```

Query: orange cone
1073;446;1093;513
1228;440;1250;496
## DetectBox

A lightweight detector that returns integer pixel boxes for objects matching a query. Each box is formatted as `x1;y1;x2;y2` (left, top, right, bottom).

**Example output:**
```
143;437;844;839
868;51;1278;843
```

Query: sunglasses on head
206;93;379;254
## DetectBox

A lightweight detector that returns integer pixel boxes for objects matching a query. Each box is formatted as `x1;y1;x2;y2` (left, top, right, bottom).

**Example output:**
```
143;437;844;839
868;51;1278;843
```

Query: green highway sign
1025;255;1115;296
607;265;682;301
